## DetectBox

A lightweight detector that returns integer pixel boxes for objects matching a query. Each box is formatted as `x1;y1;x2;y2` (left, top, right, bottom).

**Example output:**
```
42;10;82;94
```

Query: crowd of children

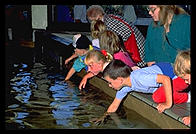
63;5;191;126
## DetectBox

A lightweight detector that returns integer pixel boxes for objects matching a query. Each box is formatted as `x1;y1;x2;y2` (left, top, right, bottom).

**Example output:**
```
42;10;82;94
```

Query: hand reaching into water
79;72;95;90
90;112;111;125
79;77;88;90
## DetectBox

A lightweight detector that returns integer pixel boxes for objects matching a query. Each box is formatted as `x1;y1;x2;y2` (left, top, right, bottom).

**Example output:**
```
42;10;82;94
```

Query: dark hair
103;59;132;80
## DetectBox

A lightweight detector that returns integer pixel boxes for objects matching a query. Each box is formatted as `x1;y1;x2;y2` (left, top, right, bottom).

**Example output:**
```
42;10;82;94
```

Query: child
152;50;191;104
79;31;140;89
64;34;92;81
79;49;112;90
90;20;106;48
174;50;191;126
90;59;174;124
174;50;191;85
99;30;138;69
102;60;174;114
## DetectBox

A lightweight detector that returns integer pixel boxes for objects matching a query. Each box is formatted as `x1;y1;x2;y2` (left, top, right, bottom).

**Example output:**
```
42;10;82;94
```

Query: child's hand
79;77;87;90
64;59;70;65
182;116;190;125
156;102;172;113
89;112;111;125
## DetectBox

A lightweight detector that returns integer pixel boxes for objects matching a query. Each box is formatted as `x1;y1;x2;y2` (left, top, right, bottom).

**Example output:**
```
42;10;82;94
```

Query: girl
99;30;140;70
90;20;106;48
79;50;112;90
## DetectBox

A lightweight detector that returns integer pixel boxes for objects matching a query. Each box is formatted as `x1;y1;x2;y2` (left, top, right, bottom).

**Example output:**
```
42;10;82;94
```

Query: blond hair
91;20;106;39
84;50;113;65
174;50;190;77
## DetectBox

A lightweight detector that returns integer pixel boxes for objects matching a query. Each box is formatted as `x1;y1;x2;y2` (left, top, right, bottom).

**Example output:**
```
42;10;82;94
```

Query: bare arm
156;74;173;113
64;67;76;81
147;61;155;67
107;98;122;113
90;98;122;125
79;72;95;90
65;53;78;65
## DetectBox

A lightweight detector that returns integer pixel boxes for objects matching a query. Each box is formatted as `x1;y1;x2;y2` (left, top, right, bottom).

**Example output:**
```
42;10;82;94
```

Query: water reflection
49;80;80;127
5;62;159;129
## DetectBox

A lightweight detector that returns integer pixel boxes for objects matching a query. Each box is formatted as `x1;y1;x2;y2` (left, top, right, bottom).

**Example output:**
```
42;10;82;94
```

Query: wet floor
5;62;160;129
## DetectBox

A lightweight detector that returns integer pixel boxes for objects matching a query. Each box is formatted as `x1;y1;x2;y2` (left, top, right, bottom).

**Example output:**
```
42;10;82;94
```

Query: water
5;62;159;129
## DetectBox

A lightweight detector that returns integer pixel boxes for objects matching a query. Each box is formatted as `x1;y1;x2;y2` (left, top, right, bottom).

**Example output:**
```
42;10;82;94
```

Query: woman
144;5;190;66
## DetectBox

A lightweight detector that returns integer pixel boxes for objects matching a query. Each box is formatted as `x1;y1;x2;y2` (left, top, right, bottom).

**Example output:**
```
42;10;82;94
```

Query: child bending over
91;59;176;124
64;34;92;81
152;50;191;104
90;20;106;48
99;30;139;70
152;50;191;126
79;49;112;90
174;50;191;126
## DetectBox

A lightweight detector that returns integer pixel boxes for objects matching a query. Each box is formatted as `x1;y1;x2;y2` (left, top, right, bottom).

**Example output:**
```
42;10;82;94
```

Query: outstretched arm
65;53;78;65
79;72;95;90
107;98;122;113
156;74;173;113
64;67;76;81
90;98;122;125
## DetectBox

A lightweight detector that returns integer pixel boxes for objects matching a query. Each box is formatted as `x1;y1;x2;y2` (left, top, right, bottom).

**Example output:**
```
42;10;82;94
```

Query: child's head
99;30;121;55
91;20;106;39
84;49;113;75
73;34;92;56
174;50;191;84
103;59;132;90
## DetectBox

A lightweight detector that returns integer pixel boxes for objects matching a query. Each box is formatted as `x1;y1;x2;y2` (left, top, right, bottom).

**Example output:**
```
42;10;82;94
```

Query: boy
91;59;175;124
103;60;173;113
92;50;191;125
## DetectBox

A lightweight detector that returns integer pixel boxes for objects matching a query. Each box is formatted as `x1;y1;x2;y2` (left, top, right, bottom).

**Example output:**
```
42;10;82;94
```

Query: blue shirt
116;63;176;100
72;56;86;72
72;46;100;72
144;14;190;63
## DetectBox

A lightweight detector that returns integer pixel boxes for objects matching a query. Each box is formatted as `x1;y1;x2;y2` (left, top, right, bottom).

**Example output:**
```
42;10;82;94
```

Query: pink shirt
114;51;136;68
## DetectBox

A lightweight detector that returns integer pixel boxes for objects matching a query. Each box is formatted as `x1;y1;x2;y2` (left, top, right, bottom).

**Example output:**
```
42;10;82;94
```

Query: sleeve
167;15;190;50
144;23;154;62
72;57;86;72
116;86;133;100
131;69;161;93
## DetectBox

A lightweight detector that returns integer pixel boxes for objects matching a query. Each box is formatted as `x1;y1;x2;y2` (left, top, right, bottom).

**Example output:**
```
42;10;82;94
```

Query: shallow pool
5;62;159;129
